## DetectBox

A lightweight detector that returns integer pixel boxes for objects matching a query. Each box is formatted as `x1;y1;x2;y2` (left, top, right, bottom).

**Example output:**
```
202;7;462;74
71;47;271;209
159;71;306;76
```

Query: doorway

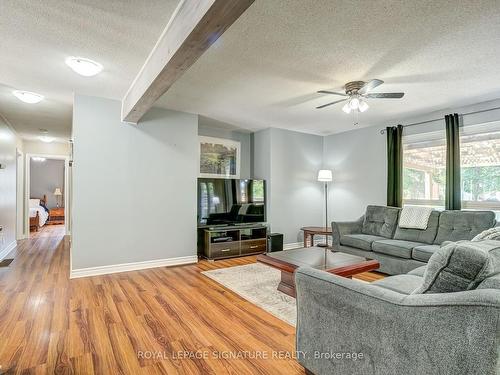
25;154;70;238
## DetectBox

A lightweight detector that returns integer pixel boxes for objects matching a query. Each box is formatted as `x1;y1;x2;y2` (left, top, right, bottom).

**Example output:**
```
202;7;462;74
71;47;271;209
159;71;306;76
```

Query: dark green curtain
445;113;461;210
387;124;403;207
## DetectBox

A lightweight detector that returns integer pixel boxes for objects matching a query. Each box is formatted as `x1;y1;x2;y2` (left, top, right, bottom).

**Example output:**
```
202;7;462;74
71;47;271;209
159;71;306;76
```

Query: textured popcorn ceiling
158;0;500;135
2;0;500;139
0;0;178;140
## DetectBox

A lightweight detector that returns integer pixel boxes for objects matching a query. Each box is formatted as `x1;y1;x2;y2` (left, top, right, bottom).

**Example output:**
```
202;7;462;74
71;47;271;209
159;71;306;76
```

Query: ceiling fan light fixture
316;79;404;115
349;97;360;110
358;100;369;113
342;102;352;114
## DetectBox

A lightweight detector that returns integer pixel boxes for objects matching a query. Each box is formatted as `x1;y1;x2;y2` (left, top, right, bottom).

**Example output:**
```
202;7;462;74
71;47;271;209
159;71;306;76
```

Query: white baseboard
283;242;304;250
0;240;17;261
283;237;325;250
70;255;198;279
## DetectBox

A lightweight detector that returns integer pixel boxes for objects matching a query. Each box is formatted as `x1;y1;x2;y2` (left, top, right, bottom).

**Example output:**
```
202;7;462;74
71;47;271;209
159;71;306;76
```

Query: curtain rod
379;105;500;134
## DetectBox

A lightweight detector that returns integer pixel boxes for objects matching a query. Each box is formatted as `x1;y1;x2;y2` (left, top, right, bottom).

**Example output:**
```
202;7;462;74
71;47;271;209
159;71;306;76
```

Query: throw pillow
472;227;500;241
413;240;500;294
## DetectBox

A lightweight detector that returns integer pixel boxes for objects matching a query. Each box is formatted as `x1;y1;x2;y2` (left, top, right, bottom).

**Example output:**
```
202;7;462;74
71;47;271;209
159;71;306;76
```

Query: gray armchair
295;267;500;375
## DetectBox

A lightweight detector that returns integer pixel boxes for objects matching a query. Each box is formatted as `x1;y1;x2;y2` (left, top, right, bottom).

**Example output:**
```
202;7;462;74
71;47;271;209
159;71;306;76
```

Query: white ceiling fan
316;79;404;113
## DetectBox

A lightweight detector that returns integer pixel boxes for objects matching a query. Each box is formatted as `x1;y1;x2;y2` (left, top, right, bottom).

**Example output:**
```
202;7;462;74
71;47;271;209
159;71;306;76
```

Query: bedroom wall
71;95;198;274
0;116;19;260
30;158;65;209
253;128;324;244
198;116;252;179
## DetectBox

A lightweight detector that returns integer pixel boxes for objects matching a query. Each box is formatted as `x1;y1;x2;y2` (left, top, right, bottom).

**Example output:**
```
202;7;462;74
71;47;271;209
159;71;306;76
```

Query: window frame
459;120;500;213
402;129;447;208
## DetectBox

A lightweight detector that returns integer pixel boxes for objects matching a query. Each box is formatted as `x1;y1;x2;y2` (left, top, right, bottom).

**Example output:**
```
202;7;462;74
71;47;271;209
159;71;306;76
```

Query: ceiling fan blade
317;90;348;97
365;92;405;99
316;98;348;109
358;79;384;95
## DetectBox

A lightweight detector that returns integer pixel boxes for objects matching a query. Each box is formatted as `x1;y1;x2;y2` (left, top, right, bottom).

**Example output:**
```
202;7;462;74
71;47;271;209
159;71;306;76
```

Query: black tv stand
199;223;268;260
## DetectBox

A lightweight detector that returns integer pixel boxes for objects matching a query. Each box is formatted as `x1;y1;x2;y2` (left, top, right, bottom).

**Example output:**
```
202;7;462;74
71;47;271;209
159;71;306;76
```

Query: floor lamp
317;169;333;248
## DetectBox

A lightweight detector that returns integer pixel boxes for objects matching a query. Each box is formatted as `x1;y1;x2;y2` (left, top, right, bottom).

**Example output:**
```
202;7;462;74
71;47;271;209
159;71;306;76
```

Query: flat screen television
197;178;266;226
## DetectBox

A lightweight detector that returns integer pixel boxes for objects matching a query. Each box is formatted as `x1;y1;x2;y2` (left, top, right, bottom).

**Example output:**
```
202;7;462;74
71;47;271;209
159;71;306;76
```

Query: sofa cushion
372;239;423;259
412;244;440;262
340;234;386;251
371;274;423;294
394;211;440;244
407;265;427;277
413;240;500;294
434;210;496;244
477;273;500;290
440;241;454;247
361;205;400;238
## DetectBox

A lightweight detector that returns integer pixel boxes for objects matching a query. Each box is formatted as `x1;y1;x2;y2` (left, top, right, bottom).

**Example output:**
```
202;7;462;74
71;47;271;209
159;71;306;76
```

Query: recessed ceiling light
0;131;13;141
39;136;55;143
12;90;44;104
65;56;103;77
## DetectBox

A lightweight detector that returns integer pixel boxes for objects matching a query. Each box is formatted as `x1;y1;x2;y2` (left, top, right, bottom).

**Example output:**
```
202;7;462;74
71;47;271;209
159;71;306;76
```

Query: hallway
30;224;66;239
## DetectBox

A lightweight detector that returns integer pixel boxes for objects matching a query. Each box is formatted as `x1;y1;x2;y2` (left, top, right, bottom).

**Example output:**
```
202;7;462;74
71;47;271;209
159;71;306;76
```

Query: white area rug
202;262;372;327
202;263;297;326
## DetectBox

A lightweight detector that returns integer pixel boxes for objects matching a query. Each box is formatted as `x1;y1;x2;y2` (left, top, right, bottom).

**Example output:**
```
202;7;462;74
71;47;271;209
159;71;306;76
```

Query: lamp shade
317;169;333;182
53;188;62;196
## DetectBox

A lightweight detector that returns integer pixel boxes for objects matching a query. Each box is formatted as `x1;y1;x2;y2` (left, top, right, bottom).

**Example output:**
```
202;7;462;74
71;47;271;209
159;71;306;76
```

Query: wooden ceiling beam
121;0;254;123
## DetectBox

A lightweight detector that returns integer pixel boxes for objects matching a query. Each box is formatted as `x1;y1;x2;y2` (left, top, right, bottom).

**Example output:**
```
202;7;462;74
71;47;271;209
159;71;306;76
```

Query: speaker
267;233;283;252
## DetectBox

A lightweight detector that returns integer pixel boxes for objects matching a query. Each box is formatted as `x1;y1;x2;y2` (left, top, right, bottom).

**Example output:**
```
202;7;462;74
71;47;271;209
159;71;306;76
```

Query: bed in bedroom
29;195;49;232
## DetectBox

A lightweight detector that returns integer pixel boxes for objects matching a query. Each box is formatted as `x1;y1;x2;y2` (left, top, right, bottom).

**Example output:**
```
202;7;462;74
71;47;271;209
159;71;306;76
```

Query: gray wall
198;116;252;179
323;125;387;221
253;128;272;220
253;128;324;243
30;159;64;209
0;118;18;259
72;95;198;270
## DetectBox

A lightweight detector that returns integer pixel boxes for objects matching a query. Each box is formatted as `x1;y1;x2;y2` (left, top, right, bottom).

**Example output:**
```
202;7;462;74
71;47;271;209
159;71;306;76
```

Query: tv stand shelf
201;224;267;260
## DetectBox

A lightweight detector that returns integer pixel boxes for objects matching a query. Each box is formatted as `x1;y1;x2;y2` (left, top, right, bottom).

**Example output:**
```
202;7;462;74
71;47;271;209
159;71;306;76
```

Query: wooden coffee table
257;247;379;297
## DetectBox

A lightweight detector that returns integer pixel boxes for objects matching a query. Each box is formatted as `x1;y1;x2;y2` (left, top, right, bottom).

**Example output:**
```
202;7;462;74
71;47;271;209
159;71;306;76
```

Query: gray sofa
295;240;500;375
332;205;497;275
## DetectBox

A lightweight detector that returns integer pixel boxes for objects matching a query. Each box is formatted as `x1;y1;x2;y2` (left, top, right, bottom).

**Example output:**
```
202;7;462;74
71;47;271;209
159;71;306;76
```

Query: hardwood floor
30;224;65;238
0;232;382;374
